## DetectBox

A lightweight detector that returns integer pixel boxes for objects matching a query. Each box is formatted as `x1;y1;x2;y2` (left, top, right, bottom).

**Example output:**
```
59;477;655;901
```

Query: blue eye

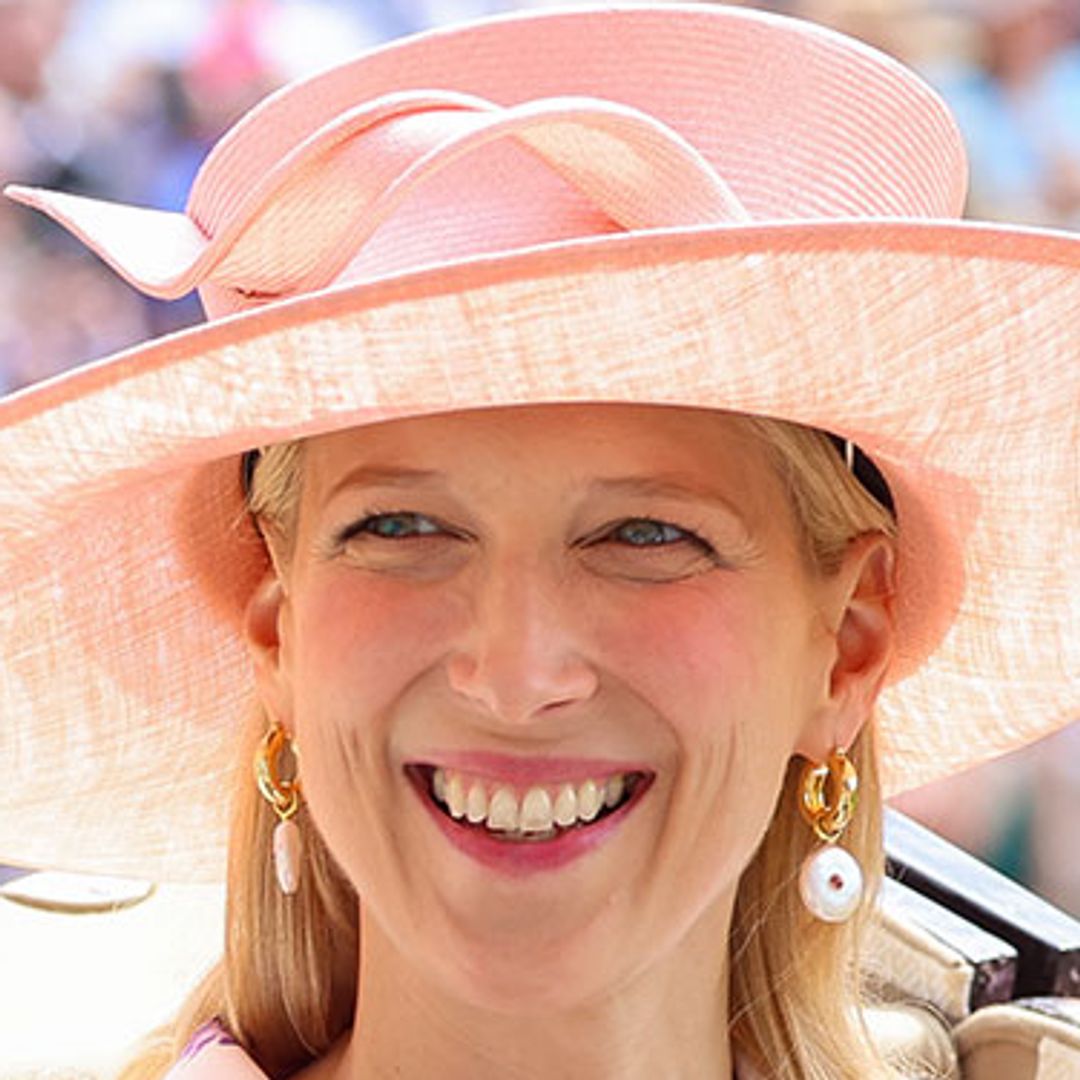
340;512;442;542
612;519;694;546
577;516;721;582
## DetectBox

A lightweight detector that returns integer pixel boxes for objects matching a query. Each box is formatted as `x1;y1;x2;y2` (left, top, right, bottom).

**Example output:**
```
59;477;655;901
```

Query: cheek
284;575;460;896
289;574;456;712
600;584;805;929
595;580;788;733
596;578;813;844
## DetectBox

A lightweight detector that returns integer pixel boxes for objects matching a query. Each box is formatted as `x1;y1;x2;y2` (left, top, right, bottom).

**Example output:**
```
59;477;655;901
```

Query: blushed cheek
595;584;772;735
285;577;455;890
290;575;462;719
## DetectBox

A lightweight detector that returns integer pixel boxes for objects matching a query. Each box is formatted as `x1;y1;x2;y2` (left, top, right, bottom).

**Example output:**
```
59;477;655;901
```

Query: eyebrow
323;466;756;536
587;475;755;534
324;465;447;502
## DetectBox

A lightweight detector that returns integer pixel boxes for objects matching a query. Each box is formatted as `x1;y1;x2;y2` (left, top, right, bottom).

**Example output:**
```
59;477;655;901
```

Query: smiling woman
225;405;898;1077
0;5;1075;1080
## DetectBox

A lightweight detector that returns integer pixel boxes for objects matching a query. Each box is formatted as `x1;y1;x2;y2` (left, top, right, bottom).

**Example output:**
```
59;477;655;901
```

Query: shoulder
166;1021;269;1080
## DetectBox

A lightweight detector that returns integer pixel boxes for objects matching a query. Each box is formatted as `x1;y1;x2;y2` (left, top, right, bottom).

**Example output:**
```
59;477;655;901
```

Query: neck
329;899;735;1080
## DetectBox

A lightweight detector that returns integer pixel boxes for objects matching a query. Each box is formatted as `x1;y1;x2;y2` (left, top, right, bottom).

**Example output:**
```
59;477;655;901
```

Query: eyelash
335;510;455;545
579;517;716;556
334;511;716;555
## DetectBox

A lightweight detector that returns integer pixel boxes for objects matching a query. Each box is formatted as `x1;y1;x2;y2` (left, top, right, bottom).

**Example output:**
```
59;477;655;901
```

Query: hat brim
2;218;1077;881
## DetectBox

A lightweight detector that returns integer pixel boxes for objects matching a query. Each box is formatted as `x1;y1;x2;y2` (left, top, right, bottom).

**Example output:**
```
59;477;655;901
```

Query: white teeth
446;773;466;819
487;787;519;831
465;783;488;824
604;774;625;808
428;768;637;836
553;783;578;827
519;787;554;833
577;779;602;822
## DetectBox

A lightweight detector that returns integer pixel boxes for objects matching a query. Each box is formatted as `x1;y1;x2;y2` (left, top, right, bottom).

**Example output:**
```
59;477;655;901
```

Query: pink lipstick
406;763;653;877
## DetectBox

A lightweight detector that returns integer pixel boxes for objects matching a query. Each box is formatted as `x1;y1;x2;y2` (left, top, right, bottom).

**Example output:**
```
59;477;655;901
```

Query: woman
1;5;1075;1079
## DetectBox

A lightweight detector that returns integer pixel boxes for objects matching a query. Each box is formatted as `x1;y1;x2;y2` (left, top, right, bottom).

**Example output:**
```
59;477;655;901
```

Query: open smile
405;763;654;875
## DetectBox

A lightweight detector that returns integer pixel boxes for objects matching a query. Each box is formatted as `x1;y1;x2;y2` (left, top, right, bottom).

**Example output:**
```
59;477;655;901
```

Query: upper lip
407;750;652;786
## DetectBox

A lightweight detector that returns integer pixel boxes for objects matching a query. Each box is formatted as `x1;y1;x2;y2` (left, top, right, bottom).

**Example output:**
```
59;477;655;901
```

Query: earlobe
798;534;897;759
244;569;293;729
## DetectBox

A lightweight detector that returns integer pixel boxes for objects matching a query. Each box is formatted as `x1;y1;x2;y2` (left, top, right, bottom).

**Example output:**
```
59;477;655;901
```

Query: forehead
306;403;769;475
301;403;798;536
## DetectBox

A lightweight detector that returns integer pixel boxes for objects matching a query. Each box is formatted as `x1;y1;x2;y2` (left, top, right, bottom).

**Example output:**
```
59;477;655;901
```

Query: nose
445;557;600;724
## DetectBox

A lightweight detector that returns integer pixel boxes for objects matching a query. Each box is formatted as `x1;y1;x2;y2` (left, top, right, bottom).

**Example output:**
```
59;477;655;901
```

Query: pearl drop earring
797;749;863;923
254;723;303;896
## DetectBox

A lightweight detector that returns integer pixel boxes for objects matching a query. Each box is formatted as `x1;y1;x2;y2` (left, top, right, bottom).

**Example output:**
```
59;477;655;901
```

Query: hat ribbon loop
5;90;749;304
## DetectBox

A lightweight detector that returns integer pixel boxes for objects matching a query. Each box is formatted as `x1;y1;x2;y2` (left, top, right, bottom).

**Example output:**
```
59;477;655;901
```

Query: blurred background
4;0;1080;391
0;0;1077;1071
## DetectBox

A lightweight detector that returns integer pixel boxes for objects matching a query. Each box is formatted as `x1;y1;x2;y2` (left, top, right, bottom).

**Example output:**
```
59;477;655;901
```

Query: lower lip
408;770;652;878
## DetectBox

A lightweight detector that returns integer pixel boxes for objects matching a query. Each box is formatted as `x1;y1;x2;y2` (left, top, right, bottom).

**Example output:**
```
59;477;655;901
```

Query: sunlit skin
245;404;895;1080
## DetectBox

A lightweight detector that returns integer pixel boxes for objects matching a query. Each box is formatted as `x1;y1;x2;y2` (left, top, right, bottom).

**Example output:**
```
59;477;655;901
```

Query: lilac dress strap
165;1020;269;1079
168;1021;757;1078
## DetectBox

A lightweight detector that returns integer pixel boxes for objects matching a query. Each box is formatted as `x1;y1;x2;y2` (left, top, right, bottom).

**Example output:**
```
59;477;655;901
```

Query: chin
425;917;632;1015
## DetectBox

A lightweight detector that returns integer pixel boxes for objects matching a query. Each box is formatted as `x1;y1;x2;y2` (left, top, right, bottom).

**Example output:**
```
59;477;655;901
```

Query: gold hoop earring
255;723;303;896
797;748;863;922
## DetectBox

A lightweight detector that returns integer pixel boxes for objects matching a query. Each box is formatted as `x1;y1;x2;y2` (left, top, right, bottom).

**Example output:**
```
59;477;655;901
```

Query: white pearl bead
273;818;302;896
798;844;863;922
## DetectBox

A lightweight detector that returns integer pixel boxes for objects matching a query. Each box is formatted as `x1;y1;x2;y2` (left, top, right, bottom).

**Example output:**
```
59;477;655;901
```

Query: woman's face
251;404;871;1012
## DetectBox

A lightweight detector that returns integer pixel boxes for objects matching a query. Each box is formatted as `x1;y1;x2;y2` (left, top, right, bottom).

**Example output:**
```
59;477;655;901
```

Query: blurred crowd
1;0;1078;913
4;0;1080;387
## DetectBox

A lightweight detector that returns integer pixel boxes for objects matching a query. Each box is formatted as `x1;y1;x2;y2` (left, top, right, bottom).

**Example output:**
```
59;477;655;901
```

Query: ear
243;566;294;733
795;533;896;760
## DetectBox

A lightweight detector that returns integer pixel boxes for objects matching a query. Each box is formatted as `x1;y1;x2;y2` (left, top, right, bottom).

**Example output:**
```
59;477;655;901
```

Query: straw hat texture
2;4;1076;882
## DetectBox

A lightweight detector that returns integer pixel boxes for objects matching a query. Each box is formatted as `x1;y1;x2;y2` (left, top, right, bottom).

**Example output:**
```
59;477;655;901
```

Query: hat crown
186;6;966;314
194;6;967;223
5;6;968;320
191;88;754;317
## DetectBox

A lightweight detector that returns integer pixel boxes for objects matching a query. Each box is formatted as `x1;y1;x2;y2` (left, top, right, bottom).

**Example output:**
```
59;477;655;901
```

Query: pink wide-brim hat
1;4;1077;883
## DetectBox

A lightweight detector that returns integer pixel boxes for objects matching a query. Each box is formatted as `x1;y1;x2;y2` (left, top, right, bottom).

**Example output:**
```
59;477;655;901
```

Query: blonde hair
122;412;912;1080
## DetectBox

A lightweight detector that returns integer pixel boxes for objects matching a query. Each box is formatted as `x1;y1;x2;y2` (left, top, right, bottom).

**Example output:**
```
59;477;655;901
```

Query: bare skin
246;404;894;1079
